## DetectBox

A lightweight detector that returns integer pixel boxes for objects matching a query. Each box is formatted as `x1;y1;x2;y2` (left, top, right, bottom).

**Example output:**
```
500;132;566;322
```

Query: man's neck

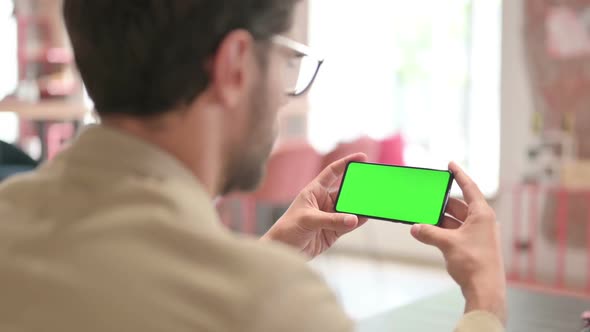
100;115;224;197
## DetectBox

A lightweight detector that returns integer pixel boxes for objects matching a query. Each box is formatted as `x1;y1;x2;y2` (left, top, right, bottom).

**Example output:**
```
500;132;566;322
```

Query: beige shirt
0;126;503;332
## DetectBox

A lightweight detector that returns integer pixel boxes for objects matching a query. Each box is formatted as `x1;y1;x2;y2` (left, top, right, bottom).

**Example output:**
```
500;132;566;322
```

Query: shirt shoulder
0;136;352;331
87;210;353;332
242;241;354;332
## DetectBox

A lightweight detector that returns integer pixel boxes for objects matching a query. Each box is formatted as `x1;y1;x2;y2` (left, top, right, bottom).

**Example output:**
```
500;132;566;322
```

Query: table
0;98;88;122
358;286;590;332
0;98;88;161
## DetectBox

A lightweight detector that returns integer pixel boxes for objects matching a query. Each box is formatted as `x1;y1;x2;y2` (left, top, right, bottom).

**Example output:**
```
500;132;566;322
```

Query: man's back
0;126;351;332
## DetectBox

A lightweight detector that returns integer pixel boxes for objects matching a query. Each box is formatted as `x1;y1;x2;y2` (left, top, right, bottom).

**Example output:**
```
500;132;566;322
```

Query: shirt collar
61;124;216;210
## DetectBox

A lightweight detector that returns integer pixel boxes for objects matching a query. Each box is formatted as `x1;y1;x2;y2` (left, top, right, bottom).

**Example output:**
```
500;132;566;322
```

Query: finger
410;224;453;251
440;215;463;230
445;197;468;221
303;211;359;233
317;153;369;187
448;162;486;205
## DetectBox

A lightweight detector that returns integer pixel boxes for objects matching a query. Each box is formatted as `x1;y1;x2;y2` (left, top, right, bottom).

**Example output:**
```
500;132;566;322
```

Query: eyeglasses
271;35;324;97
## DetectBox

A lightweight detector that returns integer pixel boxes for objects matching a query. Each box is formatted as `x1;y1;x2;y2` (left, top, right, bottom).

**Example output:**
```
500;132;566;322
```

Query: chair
0;140;38;182
320;136;380;170
255;141;322;203
377;133;405;166
220;141;322;234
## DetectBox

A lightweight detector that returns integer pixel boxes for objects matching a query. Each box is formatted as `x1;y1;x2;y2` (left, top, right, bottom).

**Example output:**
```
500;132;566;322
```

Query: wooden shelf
0;98;88;121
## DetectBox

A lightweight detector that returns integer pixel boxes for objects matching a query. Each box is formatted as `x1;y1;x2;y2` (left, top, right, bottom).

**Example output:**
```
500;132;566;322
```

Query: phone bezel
334;161;454;226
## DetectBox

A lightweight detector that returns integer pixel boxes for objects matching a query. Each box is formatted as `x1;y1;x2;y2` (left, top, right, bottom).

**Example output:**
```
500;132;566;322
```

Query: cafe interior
0;0;589;330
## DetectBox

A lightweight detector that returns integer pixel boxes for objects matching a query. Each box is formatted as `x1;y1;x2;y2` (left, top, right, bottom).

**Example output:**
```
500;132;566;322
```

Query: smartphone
335;162;454;226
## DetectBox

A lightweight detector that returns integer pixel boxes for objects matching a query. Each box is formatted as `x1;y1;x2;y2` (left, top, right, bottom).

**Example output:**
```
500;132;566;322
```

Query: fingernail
411;224;422;236
344;215;357;227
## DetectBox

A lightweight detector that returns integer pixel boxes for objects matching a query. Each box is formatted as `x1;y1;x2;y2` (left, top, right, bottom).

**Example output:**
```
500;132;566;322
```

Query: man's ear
209;30;257;109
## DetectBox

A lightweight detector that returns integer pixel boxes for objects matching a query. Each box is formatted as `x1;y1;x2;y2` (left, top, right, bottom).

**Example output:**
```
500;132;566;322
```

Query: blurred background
0;0;588;321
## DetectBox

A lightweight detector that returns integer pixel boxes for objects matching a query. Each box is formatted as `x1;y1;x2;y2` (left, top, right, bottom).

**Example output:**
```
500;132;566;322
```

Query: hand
410;162;506;325
261;153;369;258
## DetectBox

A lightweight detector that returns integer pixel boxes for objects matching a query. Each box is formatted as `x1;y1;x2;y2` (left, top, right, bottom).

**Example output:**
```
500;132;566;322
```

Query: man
0;1;506;331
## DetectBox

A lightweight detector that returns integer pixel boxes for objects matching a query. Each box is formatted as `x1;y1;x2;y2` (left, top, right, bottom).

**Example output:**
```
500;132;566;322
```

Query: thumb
411;224;452;250
306;211;359;233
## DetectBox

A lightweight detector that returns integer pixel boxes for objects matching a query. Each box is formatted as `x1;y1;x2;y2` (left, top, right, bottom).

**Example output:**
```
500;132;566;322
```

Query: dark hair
63;0;298;116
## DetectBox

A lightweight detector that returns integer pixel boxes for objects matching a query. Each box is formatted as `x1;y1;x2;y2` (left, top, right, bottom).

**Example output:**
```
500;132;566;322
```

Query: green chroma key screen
335;162;454;225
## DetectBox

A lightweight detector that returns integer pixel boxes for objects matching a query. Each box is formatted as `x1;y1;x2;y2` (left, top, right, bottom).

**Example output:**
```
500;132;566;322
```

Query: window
307;0;501;196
